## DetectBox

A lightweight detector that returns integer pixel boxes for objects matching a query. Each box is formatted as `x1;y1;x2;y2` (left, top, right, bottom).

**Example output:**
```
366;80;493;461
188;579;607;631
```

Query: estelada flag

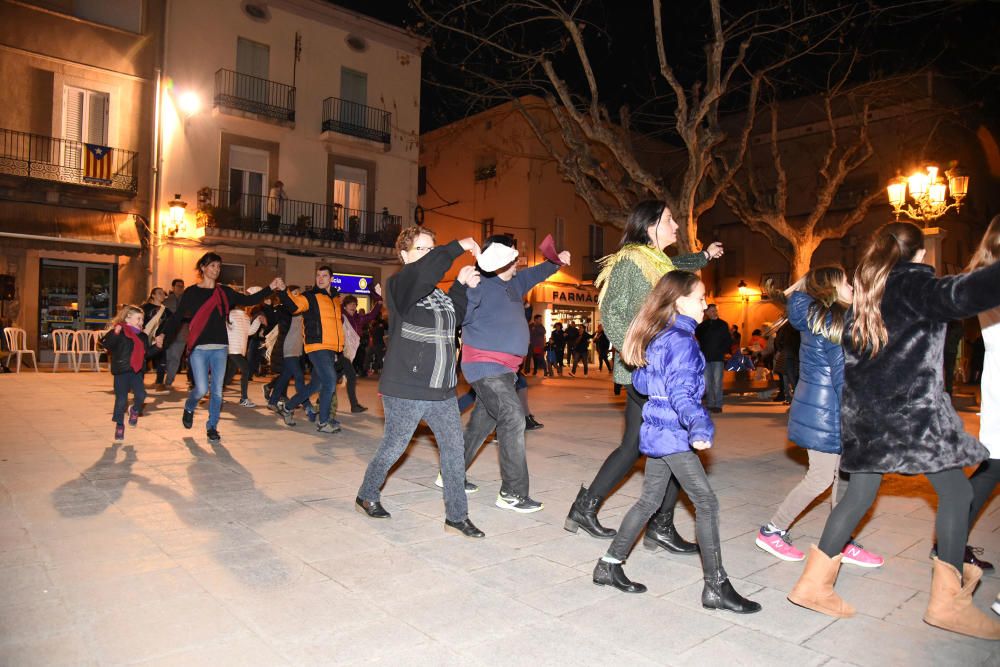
83;144;112;184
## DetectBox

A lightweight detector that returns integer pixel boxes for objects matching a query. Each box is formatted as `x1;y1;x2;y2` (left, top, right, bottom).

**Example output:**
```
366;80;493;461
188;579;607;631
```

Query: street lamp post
738;279;750;342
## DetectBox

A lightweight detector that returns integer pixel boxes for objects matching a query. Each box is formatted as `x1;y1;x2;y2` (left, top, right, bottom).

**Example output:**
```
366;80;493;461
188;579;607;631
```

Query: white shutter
63;87;84;142
87;92;109;145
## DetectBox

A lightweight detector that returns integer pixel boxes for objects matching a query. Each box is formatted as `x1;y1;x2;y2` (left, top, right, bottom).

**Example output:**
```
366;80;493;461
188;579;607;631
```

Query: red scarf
122;324;145;372
186;286;229;352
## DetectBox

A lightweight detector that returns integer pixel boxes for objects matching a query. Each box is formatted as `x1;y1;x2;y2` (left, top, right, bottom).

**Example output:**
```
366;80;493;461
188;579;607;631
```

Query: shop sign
332;273;373;295
547;284;597;305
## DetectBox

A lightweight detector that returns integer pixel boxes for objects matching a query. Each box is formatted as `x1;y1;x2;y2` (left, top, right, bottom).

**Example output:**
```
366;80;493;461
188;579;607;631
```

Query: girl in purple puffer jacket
591;270;761;614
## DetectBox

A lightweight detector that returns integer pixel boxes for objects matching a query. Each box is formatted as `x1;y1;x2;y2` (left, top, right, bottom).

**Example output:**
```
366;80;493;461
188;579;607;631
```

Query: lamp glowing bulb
177;91;200;116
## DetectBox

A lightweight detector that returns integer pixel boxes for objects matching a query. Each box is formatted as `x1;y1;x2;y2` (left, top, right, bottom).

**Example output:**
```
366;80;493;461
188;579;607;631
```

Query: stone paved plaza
0;370;998;666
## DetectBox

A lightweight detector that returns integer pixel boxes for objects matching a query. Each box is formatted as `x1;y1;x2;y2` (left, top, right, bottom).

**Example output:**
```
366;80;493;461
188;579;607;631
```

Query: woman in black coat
788;222;1000;639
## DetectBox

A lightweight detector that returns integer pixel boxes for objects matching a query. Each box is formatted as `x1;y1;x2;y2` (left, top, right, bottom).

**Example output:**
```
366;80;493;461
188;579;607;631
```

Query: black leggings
818;468;972;573
588;384;681;517
969;459;1000;526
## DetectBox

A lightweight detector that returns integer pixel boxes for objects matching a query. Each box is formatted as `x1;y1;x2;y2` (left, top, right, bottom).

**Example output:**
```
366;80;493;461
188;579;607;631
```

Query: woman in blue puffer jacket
591;270;761;614
754;267;883;568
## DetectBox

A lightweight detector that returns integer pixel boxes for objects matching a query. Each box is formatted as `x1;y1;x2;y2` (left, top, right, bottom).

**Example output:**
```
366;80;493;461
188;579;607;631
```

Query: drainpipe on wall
149;0;169;294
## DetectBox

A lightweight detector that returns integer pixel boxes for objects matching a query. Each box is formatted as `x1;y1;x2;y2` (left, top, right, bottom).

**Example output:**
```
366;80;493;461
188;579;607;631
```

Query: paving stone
676;625;830;666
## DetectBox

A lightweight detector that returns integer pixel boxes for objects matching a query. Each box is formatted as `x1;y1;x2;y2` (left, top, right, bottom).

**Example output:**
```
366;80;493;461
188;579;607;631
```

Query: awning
0;200;142;255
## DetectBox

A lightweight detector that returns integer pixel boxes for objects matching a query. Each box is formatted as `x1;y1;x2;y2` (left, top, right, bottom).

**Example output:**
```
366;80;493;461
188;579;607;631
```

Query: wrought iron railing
201;188;402;247
321;97;391;144
0;128;138;194
214;69;296;123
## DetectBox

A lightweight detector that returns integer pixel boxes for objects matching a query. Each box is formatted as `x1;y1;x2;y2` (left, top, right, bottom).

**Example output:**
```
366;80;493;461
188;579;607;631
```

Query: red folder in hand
538;234;566;265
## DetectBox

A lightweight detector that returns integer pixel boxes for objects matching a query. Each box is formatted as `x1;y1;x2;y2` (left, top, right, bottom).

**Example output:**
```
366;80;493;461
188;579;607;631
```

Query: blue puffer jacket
786;291;844;453
632;315;714;457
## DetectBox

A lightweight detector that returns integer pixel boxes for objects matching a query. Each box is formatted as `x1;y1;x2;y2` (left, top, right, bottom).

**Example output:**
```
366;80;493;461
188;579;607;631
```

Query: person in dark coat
102;305;164;441
695;304;731;413
754;268;882;568
788;222;1000;639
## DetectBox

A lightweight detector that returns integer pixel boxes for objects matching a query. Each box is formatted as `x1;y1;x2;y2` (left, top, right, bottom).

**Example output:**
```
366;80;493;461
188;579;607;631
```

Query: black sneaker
351;404;368;413
263;383;272;402
182;409;194;429
206;428;221;443
495;491;543;513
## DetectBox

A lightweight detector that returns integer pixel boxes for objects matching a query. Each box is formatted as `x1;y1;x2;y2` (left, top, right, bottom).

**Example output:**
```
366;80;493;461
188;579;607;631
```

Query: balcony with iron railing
214;69;296;124
0;128;138;196
200;188;402;248
321;97;391;145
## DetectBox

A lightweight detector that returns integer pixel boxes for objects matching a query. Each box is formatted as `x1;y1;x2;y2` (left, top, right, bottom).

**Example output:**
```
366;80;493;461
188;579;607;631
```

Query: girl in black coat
102;305;164;441
788;222;1000;640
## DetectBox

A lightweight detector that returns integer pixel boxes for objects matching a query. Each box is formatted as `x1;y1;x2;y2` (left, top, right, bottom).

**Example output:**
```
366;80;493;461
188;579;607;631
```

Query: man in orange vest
276;265;345;433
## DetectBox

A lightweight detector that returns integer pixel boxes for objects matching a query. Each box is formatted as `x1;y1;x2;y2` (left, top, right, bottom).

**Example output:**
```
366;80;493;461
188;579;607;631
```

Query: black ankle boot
593;559;647;593
643;512;698;554
702;576;761;614
565;486;617;539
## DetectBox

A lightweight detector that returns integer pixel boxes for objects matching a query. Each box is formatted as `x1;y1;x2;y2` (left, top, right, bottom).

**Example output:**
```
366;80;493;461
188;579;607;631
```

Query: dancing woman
753;268;883;568
787;222;1000;639
356;228;485;538
161;252;280;443
566;200;723;545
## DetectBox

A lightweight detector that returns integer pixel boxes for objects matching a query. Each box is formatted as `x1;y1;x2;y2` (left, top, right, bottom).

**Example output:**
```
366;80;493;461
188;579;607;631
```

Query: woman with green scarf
565;200;724;544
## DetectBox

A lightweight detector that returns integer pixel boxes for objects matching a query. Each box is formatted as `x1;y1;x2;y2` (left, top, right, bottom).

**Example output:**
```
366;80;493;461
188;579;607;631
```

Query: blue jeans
463;373;529;497
112;371;146;424
185;346;227;429
286;349;337;424
704;361;724;409
268;356;311;408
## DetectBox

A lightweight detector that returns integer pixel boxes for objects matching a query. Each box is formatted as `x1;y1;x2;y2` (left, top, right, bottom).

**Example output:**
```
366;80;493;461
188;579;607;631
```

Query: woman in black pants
788;221;1000;640
564;200;723;545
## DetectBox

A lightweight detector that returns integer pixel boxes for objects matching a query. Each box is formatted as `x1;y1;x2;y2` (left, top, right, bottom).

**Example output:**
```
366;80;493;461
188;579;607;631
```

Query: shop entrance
38;259;116;360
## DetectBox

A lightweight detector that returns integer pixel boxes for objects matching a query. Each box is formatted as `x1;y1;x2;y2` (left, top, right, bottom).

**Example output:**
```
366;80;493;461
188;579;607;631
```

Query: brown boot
787;544;855;618
923;557;1000;639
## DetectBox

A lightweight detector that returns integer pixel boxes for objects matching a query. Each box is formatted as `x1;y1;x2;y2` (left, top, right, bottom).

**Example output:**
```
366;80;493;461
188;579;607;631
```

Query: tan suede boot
787;544;856;618
923;557;1000;640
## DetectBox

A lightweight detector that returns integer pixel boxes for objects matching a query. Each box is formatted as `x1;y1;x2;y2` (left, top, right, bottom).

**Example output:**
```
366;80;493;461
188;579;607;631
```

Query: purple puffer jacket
632;315;714;456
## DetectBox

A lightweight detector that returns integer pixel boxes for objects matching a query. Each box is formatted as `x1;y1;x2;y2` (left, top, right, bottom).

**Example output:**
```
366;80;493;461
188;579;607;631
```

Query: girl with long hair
567;200;723;547
964;214;1000;586
754;268;883;568
102;305;164;440
788;221;1000;639
592;271;761;613
161;253;282;443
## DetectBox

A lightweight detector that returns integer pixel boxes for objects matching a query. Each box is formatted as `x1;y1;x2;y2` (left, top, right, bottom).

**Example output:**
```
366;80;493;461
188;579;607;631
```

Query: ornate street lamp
167;194;188;237
886;164;969;224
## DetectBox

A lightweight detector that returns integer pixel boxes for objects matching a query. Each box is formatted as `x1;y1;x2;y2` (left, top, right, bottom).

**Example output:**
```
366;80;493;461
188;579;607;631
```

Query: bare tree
411;0;854;253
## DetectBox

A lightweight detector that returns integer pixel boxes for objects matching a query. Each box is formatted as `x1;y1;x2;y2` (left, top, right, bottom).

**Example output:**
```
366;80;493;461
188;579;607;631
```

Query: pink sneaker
841;541;884;568
755;526;805;562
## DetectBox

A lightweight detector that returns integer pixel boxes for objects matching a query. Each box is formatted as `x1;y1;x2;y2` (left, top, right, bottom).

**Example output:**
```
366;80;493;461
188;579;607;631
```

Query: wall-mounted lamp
167;194;188;237
177;91;201;117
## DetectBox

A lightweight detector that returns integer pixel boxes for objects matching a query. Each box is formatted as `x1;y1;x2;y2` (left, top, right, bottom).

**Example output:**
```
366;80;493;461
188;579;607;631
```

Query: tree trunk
791;241;820;281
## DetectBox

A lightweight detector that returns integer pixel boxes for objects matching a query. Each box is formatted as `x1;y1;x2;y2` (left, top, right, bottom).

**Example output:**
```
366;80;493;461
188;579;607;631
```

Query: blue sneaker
306;406;318;423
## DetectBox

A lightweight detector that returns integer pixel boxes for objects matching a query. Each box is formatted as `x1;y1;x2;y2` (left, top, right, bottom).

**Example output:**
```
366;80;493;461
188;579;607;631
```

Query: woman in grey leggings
356;228;485;538
788;222;1000;640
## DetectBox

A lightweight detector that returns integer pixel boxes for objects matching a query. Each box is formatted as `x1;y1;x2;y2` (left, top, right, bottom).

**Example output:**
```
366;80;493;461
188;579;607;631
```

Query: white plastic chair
3;327;39;373
74;330;103;372
51;329;78;372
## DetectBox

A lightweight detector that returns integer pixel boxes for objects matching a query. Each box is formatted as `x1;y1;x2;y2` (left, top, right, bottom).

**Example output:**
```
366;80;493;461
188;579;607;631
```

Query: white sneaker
239;398;256;407
495;491;543;513
435;473;478;494
993;593;1000;616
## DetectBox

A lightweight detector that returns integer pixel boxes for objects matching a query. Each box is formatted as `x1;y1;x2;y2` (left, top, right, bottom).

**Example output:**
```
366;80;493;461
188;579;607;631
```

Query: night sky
327;1;1000;136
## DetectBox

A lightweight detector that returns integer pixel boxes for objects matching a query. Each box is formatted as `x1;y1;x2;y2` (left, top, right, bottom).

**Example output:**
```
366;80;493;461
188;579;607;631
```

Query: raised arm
512;260;560;295
906;261;1000;322
671;251;709;272
391;240;465;313
228;286;273;307
277;290;308;315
